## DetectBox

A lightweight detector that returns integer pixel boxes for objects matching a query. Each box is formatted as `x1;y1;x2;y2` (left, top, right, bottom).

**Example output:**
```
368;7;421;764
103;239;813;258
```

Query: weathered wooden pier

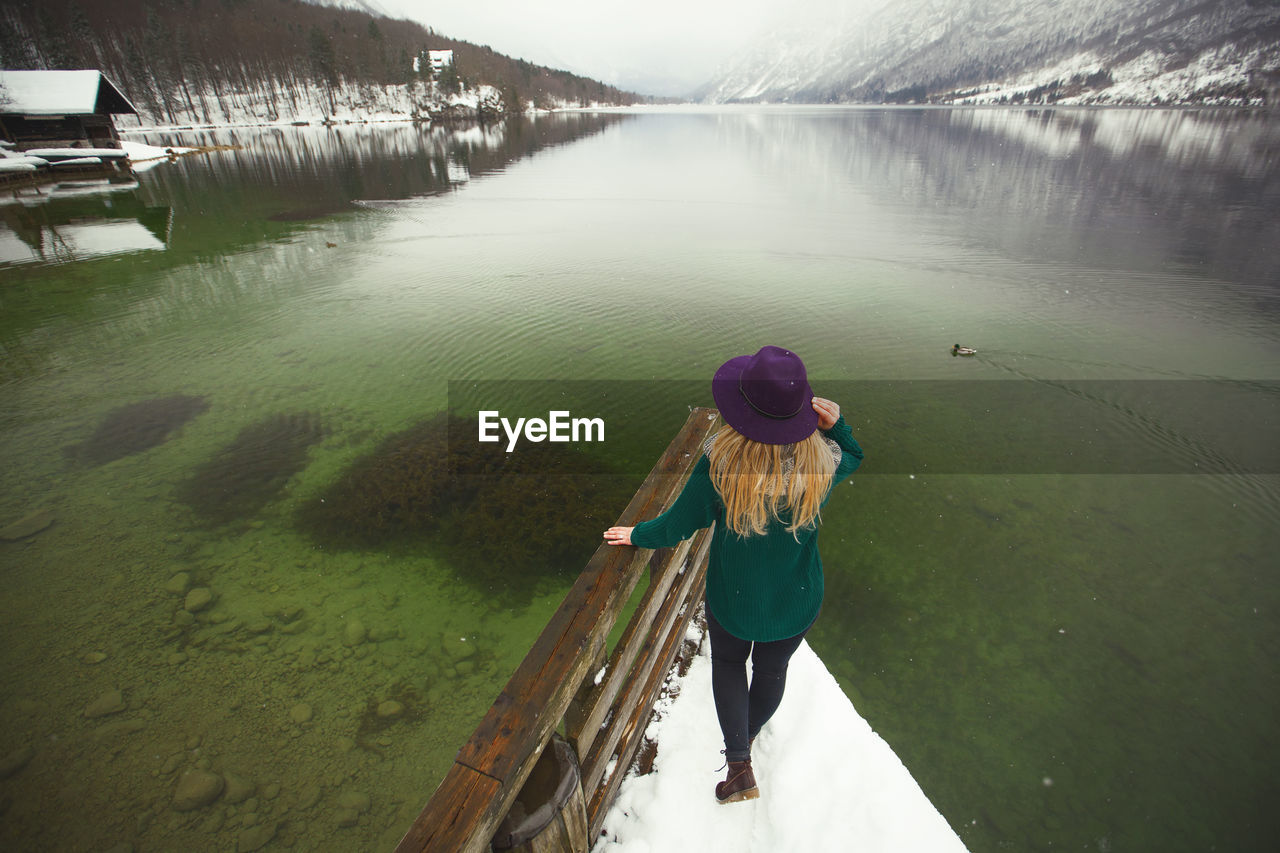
395;407;721;853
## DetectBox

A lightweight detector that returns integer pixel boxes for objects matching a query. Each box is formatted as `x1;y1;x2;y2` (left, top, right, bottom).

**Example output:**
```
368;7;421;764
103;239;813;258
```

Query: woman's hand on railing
603;526;634;546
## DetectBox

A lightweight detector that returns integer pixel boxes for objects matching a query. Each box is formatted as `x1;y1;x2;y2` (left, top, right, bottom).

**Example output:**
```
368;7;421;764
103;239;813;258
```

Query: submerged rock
295;783;322;810
184;587;214;613
163;572;191;595
223;771;255;804
238;821;279;852
342;618;367;647
84;689;125;718
0;745;34;779
93;718;145;740
0;508;55;541
172;769;224;811
442;635;476;662
277;605;304;624
198;811;225;834
72;395;209;466
337;790;371;812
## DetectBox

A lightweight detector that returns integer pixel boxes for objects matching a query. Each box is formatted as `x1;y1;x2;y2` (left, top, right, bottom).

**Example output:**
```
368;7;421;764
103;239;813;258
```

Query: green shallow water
1;108;1278;851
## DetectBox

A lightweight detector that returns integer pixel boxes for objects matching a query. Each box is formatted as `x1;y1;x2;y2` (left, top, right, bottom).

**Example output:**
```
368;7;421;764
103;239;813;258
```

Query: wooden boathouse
396;407;721;853
0;70;137;186
0;70;137;150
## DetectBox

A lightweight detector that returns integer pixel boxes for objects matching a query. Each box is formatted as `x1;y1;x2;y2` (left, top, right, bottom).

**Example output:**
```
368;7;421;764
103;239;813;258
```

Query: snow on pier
594;638;968;852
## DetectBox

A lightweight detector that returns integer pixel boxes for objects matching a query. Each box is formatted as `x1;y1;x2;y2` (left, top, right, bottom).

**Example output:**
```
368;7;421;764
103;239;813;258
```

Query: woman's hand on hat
603;526;634;546
812;396;840;430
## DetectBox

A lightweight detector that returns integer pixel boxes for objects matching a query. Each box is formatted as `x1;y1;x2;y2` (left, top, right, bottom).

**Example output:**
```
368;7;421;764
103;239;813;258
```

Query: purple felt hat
711;345;818;445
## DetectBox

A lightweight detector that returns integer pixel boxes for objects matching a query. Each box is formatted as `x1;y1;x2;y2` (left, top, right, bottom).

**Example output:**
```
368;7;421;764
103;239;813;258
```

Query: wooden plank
393;763;501;853
580;526;713;797
587;543;712;838
562;641;608;741
565;533;694;759
455;408;717;779
581;552;709;811
395;408;718;853
587;617;696;837
399;555;640;852
559;781;590;853
580;527;711;796
527;801;586;853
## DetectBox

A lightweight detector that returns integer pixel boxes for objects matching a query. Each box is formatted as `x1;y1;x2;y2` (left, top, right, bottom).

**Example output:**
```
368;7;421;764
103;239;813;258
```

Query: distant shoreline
561;102;1271;114
117;108;574;136
120;101;1271;136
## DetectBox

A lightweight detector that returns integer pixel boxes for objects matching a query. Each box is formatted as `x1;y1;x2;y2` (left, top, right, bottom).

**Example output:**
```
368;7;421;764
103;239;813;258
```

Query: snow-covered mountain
302;0;392;17
699;0;1280;105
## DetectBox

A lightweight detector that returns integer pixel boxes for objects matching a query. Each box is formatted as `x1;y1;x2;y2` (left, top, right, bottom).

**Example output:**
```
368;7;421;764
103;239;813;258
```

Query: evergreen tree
308;25;339;85
438;59;460;95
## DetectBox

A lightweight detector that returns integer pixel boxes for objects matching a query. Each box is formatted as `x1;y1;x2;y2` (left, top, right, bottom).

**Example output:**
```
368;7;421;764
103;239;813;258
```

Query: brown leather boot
715;760;759;804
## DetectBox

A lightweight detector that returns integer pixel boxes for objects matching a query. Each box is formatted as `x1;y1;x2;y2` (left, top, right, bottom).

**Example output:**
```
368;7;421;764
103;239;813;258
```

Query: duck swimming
951;344;977;356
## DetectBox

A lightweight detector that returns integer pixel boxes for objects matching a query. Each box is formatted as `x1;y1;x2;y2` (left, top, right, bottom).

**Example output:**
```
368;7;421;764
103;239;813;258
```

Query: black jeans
707;609;810;763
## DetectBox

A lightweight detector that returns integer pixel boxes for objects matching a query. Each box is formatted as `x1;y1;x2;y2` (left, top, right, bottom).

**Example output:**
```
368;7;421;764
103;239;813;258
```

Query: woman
604;345;863;804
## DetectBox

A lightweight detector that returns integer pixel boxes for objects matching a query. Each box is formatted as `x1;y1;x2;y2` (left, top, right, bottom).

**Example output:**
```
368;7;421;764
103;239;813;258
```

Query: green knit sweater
631;416;863;642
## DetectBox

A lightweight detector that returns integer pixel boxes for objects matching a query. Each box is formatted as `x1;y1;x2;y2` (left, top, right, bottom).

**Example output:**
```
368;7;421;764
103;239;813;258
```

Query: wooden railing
395;407;720;853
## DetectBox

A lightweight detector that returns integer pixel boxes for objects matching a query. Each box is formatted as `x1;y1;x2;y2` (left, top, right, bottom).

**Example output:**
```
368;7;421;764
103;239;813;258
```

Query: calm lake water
1;107;1277;852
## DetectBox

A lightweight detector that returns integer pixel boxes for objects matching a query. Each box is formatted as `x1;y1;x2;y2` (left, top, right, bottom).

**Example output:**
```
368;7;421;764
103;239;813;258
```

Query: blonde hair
707;425;839;538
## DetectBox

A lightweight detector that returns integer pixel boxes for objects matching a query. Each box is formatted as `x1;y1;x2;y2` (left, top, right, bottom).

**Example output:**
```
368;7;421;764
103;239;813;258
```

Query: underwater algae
70;395;210;466
299;414;632;600
175;413;325;525
299;414;472;543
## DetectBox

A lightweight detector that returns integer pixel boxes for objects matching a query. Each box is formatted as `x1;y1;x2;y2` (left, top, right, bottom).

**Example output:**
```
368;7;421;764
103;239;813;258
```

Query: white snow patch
119;140;194;172
950;42;1273;108
1095;43;1270;106
50;156;103;167
24;147;129;160
593;639;967;852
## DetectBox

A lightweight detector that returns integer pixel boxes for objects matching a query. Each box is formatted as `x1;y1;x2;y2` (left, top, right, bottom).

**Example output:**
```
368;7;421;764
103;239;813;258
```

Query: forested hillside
0;0;641;125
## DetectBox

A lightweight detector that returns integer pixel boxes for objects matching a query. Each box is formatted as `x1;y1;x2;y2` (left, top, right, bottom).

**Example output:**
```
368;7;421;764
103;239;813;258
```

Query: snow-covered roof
0;70;137;116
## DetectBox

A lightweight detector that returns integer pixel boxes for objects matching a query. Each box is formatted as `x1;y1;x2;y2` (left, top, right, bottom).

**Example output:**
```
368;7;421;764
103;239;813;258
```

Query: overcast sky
374;0;781;96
